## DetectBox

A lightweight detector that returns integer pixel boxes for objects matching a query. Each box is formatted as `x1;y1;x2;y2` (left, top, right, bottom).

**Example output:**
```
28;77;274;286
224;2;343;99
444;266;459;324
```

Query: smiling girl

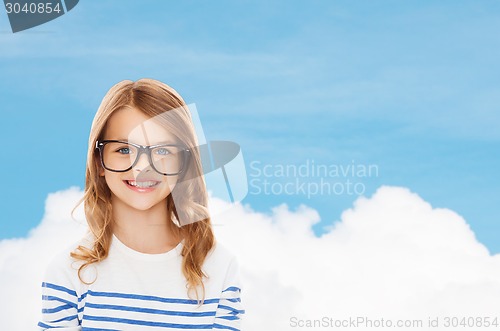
37;79;244;330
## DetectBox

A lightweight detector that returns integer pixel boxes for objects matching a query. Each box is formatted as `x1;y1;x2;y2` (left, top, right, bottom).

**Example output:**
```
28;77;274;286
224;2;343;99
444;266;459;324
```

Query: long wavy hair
71;78;214;301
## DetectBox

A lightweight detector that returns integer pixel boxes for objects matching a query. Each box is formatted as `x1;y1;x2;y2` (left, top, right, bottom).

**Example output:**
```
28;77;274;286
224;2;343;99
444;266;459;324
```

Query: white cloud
1;185;499;330
213;186;500;330
0;187;88;331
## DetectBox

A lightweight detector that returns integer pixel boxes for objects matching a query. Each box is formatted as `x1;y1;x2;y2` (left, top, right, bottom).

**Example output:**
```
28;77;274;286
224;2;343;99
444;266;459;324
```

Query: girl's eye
116;147;133;155
155;148;171;155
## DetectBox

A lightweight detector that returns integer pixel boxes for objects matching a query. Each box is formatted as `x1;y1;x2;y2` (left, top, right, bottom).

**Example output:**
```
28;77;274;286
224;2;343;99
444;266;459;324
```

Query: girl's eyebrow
110;139;179;145
150;140;179;145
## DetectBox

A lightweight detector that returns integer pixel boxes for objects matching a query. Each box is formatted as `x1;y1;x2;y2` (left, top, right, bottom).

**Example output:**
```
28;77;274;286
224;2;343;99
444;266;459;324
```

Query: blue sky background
1;1;499;252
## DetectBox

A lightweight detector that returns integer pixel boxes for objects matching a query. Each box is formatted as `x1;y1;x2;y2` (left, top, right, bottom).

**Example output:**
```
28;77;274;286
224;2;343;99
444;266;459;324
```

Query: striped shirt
38;235;244;330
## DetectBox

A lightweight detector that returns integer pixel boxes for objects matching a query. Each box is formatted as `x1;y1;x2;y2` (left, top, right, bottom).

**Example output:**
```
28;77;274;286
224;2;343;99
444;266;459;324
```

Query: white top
38;234;244;331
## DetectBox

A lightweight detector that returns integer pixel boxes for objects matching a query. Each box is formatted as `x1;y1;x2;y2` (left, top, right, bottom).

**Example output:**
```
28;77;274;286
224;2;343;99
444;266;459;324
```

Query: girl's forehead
105;107;178;144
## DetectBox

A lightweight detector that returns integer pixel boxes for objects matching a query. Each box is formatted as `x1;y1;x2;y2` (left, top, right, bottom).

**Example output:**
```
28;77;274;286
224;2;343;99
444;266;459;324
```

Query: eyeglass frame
95;140;191;176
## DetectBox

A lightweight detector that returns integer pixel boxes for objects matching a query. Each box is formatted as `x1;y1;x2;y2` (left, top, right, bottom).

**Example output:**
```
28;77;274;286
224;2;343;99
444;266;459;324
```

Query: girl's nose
134;153;152;172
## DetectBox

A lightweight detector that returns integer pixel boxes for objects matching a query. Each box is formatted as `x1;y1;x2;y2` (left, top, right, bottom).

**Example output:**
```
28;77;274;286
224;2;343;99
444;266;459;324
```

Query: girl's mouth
124;180;161;189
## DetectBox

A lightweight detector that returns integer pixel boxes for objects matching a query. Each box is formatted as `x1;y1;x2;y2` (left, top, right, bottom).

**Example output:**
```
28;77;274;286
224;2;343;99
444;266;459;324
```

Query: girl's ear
95;157;105;176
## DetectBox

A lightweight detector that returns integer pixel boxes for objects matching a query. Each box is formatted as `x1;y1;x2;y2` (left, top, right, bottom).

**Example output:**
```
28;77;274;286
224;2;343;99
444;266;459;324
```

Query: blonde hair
71;78;214;301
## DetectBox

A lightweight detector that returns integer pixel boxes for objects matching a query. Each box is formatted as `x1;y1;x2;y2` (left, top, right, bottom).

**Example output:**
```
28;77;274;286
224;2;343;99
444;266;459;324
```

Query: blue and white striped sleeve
37;252;83;331
214;257;245;331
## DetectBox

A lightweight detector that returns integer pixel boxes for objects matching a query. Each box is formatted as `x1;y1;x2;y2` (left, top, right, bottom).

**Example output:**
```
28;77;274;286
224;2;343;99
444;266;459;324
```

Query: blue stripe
48;314;79;323
216;315;240;321
37;321;51;329
85;302;216;317
223;297;241;303
222;287;241;293
79;291;88;302
213;323;240;331
87;290;220;305
43;282;77;297
42;295;78;309
84;314;214;329
217;304;245;315
42;303;73;314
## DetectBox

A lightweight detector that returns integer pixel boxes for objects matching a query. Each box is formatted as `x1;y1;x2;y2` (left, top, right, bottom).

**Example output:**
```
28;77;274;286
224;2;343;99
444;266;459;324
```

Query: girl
38;79;244;330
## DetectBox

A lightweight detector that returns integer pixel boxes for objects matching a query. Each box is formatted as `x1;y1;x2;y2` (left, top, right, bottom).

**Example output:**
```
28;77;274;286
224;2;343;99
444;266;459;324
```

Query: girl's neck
111;196;180;254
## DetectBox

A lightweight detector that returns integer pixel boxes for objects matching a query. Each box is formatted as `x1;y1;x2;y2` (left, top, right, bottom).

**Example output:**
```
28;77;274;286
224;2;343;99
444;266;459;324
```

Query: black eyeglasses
96;140;191;176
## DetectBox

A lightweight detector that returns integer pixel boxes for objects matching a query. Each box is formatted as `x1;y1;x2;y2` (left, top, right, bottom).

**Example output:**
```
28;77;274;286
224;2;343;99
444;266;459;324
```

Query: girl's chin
111;195;171;212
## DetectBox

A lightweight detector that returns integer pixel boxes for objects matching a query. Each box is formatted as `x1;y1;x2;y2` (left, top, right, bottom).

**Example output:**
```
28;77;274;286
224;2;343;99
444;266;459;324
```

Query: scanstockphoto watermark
289;315;500;329
249;159;379;198
290;316;424;329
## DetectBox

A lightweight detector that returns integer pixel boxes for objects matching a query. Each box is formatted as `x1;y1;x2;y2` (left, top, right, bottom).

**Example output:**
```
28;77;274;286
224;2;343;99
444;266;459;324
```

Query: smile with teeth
126;180;160;188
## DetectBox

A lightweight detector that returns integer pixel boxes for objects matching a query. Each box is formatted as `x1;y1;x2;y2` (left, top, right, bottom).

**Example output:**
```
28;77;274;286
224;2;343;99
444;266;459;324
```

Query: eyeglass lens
101;142;185;175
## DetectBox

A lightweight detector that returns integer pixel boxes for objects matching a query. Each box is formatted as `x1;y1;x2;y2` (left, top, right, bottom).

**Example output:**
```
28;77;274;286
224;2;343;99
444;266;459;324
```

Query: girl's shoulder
203;240;241;275
205;241;236;263
42;233;95;285
203;241;243;294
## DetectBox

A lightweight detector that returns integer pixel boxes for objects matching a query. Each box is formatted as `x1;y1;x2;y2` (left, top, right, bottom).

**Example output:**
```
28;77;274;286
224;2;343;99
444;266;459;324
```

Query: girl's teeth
128;180;158;188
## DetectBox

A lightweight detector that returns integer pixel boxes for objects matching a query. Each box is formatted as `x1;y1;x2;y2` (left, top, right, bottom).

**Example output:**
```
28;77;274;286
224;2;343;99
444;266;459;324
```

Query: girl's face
100;106;180;213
